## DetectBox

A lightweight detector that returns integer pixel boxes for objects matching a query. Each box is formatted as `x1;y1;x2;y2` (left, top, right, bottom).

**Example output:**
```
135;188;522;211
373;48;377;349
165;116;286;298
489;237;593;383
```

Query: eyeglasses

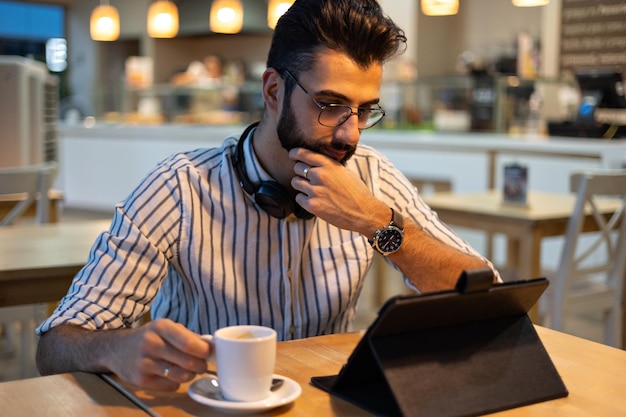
283;70;385;130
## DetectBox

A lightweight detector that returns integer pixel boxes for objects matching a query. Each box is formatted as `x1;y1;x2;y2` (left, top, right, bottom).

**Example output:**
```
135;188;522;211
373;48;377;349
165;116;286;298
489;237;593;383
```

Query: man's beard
276;104;356;165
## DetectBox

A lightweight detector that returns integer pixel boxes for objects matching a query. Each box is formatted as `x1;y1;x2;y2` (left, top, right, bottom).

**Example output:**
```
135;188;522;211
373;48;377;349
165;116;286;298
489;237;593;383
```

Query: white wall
380;0;544;76
379;0;419;63
416;0;545;77
458;0;543;58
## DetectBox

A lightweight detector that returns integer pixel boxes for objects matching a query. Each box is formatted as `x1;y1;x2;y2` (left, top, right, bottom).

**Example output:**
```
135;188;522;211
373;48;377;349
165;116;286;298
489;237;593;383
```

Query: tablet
311;269;568;417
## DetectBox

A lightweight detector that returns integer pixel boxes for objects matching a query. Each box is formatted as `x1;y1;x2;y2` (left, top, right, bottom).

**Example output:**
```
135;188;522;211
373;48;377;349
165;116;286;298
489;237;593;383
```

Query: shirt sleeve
36;155;185;334
358;145;502;288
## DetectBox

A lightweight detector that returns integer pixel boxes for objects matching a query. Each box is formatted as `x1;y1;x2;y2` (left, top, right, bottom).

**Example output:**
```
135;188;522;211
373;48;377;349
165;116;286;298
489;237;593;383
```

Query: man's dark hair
267;0;406;79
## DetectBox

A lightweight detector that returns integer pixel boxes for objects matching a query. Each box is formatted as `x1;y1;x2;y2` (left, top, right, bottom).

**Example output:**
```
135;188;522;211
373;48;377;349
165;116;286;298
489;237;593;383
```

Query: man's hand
37;319;211;392
106;319;211;391
289;147;389;236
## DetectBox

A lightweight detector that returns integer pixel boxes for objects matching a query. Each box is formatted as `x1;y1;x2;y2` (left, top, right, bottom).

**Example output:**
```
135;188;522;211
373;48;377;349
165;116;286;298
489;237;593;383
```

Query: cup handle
201;334;216;361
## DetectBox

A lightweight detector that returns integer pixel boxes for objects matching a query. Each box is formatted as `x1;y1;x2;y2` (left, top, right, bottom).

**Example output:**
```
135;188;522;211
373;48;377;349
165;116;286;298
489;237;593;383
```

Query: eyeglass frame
280;69;386;130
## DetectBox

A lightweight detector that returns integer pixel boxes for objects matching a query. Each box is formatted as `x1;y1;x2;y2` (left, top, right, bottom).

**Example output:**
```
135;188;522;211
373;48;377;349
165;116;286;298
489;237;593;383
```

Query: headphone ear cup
254;181;295;219
294;204;314;220
234;123;312;220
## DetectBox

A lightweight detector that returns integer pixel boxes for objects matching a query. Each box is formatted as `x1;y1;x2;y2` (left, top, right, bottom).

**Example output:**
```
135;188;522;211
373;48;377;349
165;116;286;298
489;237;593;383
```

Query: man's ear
261;68;284;113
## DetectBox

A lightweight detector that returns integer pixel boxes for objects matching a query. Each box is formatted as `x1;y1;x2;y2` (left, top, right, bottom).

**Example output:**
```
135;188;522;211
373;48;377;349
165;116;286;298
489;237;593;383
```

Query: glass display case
380;75;578;135
89;75;578;134
93;80;264;126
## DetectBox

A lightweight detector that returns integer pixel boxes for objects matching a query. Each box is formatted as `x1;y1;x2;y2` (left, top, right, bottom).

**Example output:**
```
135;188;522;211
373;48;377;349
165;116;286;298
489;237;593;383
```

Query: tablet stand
311;269;568;417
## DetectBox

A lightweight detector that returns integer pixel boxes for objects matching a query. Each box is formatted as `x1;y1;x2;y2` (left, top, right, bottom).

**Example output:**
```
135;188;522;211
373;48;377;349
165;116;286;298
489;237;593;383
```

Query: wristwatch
368;208;404;256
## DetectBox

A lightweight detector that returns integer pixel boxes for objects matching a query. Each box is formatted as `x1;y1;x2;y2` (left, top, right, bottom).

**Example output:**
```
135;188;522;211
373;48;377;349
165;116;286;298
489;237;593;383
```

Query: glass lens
319;105;384;129
318;105;350;127
359;108;383;128
364;108;385;128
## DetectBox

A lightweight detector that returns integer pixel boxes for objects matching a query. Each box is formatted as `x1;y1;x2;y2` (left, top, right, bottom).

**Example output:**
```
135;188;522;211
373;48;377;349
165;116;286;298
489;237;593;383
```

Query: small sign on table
502;163;529;208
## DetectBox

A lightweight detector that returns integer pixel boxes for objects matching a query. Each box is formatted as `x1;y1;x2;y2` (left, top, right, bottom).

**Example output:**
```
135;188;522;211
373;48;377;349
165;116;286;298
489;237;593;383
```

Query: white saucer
188;374;302;414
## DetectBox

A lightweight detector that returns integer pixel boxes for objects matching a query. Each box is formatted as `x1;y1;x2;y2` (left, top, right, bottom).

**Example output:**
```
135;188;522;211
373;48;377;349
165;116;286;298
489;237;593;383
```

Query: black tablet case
311;269;568;417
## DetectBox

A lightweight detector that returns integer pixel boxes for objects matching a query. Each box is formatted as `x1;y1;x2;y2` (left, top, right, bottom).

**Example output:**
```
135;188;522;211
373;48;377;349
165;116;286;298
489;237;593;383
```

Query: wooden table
0;372;147;417
116;327;626;416
3;326;625;416
0;220;110;307
423;189;623;284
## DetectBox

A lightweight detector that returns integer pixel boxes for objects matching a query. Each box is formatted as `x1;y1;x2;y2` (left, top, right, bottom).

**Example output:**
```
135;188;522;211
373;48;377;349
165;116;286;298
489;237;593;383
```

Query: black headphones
232;122;313;219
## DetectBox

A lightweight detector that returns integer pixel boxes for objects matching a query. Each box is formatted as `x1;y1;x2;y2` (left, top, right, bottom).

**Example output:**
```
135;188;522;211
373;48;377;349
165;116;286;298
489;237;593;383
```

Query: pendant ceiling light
267;0;294;29
210;0;244;34
421;0;459;16
512;0;550;6
147;1;179;38
90;1;120;41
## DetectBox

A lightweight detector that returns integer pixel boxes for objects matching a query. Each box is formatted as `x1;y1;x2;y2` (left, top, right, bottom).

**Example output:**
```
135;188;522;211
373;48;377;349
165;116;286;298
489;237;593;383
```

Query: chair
0;162;58;379
409;176;453;195
540;170;626;348
0;162;58;225
0;304;48;379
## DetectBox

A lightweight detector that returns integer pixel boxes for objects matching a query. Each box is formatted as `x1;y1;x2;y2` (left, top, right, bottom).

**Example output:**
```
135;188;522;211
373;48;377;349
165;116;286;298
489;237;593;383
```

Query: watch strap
390;207;403;230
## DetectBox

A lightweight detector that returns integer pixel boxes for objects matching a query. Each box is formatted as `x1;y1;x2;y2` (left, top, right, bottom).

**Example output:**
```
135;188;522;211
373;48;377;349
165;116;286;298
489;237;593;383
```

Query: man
36;0;498;392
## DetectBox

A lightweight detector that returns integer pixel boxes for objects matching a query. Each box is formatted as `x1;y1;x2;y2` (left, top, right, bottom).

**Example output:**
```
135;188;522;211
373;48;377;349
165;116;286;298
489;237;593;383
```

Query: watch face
377;226;403;254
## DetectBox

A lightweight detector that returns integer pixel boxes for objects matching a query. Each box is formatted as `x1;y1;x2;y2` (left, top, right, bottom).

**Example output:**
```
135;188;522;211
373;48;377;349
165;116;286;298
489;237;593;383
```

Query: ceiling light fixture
147;1;179;38
267;0;294;29
421;0;459;16
210;0;244;34
90;1;120;41
512;0;550;6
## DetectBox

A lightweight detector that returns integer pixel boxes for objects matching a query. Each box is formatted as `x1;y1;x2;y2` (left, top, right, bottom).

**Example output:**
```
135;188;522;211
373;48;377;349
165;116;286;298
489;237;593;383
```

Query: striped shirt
37;128;496;341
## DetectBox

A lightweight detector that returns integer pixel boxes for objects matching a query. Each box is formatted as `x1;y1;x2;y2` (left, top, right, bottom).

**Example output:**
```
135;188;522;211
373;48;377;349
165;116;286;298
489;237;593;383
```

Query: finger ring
163;365;171;378
303;166;310;179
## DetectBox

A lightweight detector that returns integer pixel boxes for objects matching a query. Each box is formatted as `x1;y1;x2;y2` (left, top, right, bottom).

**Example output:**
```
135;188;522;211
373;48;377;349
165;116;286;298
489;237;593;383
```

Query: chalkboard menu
560;0;626;76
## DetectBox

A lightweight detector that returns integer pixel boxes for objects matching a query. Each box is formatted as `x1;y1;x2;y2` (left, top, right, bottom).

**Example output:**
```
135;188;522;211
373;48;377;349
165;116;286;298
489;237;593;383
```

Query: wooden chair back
545;170;626;348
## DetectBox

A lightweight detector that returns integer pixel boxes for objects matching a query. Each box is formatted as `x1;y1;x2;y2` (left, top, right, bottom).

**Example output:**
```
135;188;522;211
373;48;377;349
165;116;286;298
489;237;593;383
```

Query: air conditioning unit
0;56;59;169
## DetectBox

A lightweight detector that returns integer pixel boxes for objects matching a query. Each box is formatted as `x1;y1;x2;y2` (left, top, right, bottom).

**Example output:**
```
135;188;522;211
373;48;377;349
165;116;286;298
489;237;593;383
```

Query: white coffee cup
202;325;277;402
